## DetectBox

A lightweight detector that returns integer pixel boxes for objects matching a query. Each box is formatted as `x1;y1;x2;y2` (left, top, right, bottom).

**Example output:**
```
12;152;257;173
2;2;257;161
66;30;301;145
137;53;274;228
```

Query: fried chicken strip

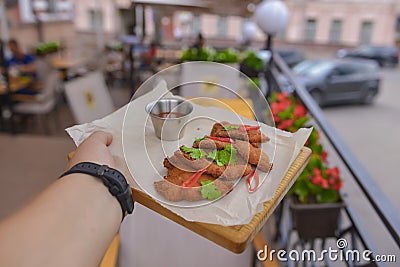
210;121;270;143
154;164;234;202
166;150;251;180
234;140;271;172
193;138;272;173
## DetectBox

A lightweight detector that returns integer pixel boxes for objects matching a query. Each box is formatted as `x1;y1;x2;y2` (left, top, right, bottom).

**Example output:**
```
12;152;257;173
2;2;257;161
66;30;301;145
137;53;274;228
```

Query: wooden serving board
131;146;311;253
67;98;311;254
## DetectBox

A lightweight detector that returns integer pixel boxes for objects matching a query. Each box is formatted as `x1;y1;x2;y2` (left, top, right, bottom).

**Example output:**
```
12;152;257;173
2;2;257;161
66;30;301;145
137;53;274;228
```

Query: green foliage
242;51;264;71
181;146;206;160
214;48;239;63
222;125;239;131
35;41;61;55
194;136;207;143
270;92;343;204
249;77;261;89
181;47;239;63
200;180;222;200
206;144;238;166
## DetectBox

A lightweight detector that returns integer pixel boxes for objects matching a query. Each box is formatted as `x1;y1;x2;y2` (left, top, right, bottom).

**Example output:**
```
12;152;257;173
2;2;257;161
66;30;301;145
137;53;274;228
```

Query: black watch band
60;162;134;220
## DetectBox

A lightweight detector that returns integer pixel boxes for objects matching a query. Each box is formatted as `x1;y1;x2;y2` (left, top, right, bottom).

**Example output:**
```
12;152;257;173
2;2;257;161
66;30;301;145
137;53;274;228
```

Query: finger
90;131;113;146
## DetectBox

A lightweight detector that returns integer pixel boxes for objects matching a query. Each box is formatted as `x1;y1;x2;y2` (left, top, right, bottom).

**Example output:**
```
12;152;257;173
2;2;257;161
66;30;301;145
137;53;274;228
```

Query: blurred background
0;0;399;266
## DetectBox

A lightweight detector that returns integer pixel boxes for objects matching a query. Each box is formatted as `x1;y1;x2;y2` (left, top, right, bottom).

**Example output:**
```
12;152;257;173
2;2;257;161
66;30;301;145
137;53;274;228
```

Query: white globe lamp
255;0;289;50
242;21;257;43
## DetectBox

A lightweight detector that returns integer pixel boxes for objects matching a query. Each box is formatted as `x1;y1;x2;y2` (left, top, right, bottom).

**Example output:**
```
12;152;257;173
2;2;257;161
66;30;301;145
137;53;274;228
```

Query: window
47;0;57;13
88;9;103;31
304;18;317;42
332;64;357;76
217;16;228;37
191;15;201;36
329;19;342;43
359;21;373;45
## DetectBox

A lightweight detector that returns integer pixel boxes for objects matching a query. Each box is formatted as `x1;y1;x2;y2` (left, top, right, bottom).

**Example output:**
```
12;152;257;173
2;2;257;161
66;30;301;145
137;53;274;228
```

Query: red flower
326;167;342;191
321;151;328;163
333;180;343;191
271;101;292;115
313;168;322;177
326;167;340;179
277;93;289;102
273;114;281;123
310;168;329;189
277;119;295;130
311;176;329;189
293;103;307;118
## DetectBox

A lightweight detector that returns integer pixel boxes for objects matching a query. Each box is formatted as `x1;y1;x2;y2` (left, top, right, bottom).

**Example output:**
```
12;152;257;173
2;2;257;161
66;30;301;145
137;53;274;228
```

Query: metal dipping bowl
145;98;193;141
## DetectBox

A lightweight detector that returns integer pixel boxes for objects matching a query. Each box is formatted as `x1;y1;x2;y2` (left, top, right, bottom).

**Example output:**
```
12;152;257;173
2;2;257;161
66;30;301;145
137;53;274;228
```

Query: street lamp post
254;0;289;98
241;20;257;46
255;0;289;50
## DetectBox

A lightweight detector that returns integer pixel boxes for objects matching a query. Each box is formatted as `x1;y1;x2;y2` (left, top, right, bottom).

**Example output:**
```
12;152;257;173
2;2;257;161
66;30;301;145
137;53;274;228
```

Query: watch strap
60;162;134;220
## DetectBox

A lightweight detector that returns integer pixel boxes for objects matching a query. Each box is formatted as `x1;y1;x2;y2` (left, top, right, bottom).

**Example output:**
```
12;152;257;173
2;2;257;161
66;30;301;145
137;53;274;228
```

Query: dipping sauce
156;112;185;119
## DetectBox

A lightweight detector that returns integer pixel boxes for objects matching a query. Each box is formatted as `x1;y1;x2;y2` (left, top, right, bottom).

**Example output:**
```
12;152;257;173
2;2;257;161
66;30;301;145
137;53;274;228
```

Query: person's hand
68;131;115;169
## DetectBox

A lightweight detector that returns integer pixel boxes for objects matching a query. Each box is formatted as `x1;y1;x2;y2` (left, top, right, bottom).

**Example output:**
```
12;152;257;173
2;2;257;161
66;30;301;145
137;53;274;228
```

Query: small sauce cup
145;98;193;141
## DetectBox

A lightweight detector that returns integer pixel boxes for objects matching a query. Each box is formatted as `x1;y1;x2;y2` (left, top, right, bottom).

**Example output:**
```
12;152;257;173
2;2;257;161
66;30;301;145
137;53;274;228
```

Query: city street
322;66;400;212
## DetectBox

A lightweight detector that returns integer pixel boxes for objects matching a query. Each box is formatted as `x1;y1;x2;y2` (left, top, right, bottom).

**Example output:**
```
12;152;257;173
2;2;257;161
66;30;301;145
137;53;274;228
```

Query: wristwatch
60;162;134;220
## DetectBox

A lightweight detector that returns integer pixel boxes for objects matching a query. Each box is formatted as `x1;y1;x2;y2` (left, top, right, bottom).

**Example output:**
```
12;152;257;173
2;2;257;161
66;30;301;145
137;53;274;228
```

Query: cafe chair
32;57;53;92
12;70;61;134
64;71;114;124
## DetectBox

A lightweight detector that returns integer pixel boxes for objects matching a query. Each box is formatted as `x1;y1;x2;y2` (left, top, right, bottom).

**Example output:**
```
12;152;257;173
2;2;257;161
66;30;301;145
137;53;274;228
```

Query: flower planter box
289;197;345;239
180;62;240;98
239;63;260;78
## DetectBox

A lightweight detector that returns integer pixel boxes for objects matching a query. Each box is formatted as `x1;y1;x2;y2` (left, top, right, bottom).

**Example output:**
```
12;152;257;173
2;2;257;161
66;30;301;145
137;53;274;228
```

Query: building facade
3;0;400;52
285;0;400;46
2;0;75;52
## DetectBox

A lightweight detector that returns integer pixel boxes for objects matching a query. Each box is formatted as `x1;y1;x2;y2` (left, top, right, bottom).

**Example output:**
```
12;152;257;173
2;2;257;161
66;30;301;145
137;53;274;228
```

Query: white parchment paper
66;80;311;226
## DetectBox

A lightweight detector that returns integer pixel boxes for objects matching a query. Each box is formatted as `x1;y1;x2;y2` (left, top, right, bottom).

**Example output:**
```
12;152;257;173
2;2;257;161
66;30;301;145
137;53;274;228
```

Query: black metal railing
268;52;399;266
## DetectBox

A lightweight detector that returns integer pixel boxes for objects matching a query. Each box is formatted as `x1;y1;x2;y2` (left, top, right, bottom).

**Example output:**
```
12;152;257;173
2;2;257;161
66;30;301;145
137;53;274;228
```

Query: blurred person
7;39;36;78
191;32;204;50
7;38;38;95
140;41;158;72
104;45;124;85
0;131;133;267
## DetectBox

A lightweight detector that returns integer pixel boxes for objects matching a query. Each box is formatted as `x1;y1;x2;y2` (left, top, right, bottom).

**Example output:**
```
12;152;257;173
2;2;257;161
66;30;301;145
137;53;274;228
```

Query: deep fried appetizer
166;149;251;180
154;121;272;202
193;138;272;173
155;162;234;202
211;121;270;143
234;140;272;173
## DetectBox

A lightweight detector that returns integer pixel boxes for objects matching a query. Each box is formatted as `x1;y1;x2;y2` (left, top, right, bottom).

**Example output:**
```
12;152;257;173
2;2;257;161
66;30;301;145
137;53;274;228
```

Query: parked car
291;59;381;106
276;48;305;68
336;45;399;67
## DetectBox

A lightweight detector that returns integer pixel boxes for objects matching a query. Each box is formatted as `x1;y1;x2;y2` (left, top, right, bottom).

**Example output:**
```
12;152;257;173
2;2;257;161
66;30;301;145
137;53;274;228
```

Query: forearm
0;173;121;267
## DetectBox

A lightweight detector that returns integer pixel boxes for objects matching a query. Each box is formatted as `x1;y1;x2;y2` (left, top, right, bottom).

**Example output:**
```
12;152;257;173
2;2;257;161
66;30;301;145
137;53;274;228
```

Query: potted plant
269;92;344;239
35;41;61;56
180;47;241;98
240;50;264;78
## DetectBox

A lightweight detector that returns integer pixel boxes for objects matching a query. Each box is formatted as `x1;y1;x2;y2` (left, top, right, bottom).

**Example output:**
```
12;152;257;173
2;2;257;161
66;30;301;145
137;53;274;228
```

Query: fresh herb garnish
206;150;217;161
222;125;239;131
200;180;222;200
194;136;207;143
181;146;206;160
206;144;238;166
